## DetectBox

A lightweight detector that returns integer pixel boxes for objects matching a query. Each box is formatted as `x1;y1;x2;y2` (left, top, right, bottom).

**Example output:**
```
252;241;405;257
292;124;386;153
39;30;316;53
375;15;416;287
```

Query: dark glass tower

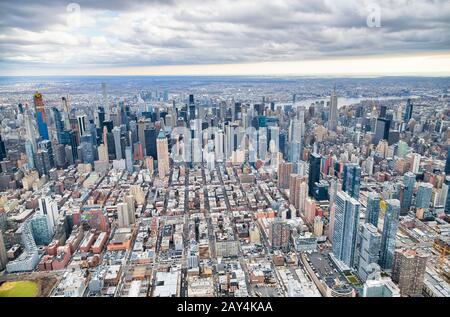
308;153;321;197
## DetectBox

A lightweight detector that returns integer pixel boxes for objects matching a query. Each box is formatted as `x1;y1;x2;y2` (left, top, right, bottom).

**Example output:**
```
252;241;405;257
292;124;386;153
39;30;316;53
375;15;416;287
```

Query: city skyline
0;0;449;303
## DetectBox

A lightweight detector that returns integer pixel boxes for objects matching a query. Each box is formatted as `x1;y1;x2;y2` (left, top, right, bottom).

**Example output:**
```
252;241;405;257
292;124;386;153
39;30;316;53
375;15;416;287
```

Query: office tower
391;248;429;296
112;126;122;160
445;147;450;175
33;91;49;140
329;86;338;131
125;146;133;173
214;130;224;162
125;195;136;225
357;223;381;282
0;134;6;161
403;98;413;122
313;216;324;236
61;96;71;128
308;153;322;197
101;82;109;119
53;107;70;148
117;202;131;228
65;145;74;165
34;149;52;176
411;153;421;173
30;214;54;245
444;176;450;214
270;221;290;252
80;135;95;164
77;114;87;138
232;102;241;120
24;109;38;151
38;197;59;229
144;127;157;159
25;140;35;169
267;126;279;153
379;105;387;118
379;199;400;270
157;131;169;178
54;143;67;168
38;139;54;167
332;191;360;267
342;163;361;199
373;118;391;145
365;192;381;228
98;144;109;162
258;132;267;161
0;230;7;271
415;183;433;209
401;172;416;215
278;162;293;189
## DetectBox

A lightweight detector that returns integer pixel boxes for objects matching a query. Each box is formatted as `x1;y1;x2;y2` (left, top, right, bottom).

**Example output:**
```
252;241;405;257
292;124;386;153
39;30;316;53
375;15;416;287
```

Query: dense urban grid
0;76;449;298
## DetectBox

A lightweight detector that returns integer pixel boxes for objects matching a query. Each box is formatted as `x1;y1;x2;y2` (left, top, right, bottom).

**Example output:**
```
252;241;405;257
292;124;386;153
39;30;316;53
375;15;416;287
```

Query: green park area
0;281;39;297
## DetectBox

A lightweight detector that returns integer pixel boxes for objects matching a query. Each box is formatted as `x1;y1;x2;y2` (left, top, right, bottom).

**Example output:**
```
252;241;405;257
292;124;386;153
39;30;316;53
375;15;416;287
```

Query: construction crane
433;238;449;283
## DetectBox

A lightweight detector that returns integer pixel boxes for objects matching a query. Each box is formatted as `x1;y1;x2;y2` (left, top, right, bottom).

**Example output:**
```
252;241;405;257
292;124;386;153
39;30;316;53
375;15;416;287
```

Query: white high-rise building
214;130;224;162
38;197;59;229
117;202;130;228
411;153;421;173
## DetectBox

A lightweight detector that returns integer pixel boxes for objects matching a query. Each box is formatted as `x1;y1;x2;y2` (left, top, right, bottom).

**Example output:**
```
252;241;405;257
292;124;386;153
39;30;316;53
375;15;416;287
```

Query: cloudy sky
1;0;450;76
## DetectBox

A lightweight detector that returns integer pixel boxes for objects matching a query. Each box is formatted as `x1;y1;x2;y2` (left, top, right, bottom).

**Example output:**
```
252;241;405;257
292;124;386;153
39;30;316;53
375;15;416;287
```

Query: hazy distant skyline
1;0;450;76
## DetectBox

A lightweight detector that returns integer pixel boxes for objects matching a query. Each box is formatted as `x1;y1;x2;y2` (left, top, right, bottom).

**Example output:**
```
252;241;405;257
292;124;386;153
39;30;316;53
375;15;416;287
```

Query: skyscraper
329;86;338;131
391;248;429;296
117;202;130;228
401;172;416;215
444;176;450;214
0;230;7;271
270;221;290;252
332;191;361;268
445;147;450;175
112;126;122;160
125;146;133;173
308;153;321;197
33;91;49;140
278;162;293;189
403;99;413;122
77;114;87;138
157;131;169;178
30;214;54;245
342;163;361;199
415;183;433;209
365;192;381;228
144;127;157;159
38;197;59;230
373;118;391;145
357;223;381;282
379;199;400;270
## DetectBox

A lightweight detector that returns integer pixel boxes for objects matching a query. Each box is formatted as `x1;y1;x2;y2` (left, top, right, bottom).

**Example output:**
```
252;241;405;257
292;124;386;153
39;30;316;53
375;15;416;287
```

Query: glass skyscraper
366;192;381;228
342;163;361;199
332;191;361;268
379;199;400;270
401;172;416;215
308;153;322;197
358;223;381;282
415;183;433;209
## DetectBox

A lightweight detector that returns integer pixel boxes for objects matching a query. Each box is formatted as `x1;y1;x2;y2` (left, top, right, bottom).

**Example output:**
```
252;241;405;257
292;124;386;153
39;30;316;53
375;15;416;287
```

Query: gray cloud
0;0;449;73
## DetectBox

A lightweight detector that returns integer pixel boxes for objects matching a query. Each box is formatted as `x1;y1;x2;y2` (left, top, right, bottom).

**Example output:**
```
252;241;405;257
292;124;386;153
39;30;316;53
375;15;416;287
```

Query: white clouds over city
1;0;450;75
